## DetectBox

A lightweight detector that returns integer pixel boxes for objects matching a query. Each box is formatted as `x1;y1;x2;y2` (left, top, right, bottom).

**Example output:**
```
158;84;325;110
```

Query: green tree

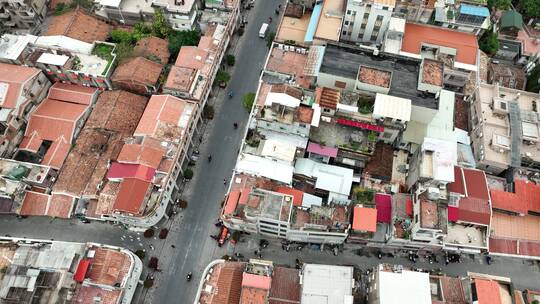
183;168;194;179
132;23;152;41
151;9;170;39
526;64;540;93
487;0;511;9
110;29;134;44
520;0;540;18
479;30;499;55
115;42;134;62
216;70;231;83
225;54;235;66
242;92;256;112
168;30;201;57
265;32;276;49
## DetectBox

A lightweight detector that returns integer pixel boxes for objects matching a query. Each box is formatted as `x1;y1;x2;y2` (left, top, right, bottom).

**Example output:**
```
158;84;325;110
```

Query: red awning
375;193;392;223
336;118;384;132
405;199;413;216
74;258;91;282
448;206;459;222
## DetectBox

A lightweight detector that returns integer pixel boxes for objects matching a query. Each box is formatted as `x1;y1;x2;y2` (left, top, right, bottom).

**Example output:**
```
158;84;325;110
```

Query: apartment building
0;63;50;158
0;238;142;304
393;0;434;23
384;23;479;91
0;0;47;33
341;0;395;45
434;0;490;35
0;34;117;90
469;83;540;174
222;175;350;244
367;264;431;304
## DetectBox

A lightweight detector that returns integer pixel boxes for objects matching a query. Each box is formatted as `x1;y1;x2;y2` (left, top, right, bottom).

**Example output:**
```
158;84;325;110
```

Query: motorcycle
485;255;492;265
186;272;192;282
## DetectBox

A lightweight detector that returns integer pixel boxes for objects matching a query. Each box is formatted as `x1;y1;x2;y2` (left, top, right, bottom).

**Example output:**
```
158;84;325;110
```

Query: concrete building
367;264;431;304
384;23;479;91
434;0;490;35
341;0;396;45
0;0;47;33
393;0;434;23
164;5;239;132
300;264;354;304
469;83;540;174
0;63;50;158
0;34;117;90
222;177;350;244
0;237;142;304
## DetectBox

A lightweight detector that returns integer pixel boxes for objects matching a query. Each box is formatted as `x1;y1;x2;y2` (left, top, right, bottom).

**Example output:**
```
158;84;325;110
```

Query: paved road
231;237;540;292
150;1;284;303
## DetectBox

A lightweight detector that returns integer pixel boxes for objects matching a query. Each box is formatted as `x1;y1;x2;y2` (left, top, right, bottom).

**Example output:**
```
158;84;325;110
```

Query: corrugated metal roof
373;93;412;122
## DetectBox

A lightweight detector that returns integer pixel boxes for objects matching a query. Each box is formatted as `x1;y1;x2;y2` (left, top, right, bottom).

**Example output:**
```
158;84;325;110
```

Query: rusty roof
20;191;49;216
402;23;478;65
491;212;540;242
87;246;131;286
134;36;170;64
111;57;163;87
240;287;268;303
47;193;74;218
72;285;121;304
316;87;340;110
211;262;244;304
52;91;147;197
134;95;196;142
358;66;392;88
421;59;444;86
268;267;300;303
270;84;303;100
295;106;314;124
45;8;111;43
175;46;209;70
164;66;198;93
440;276;467;304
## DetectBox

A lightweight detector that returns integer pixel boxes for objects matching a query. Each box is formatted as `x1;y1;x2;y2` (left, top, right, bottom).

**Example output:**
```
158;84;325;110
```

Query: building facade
0;0;47;33
341;0;395;45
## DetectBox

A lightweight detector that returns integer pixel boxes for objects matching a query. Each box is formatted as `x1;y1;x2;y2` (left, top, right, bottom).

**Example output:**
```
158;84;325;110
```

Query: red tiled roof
458;197;491;225
242;273;272;290
20;191;50;216
268;267;300;303
223;191;240;216
134;95;196;141
475;279;502;304
112;178;151;215
134;36;170;64
490;180;540;214
375;193;391;223
47;82;97;105
212;262;244;304
175;46;208;70
276;186;303;206
117;143;165;169
316;87;340;110
107;162;156;182
45;8;111;43
0;63;40;109
402;23;478;65
111;57;163;87
440;276;467;304
47;193;74;218
238;188;252;205
352;206;377;232
489;237;518;255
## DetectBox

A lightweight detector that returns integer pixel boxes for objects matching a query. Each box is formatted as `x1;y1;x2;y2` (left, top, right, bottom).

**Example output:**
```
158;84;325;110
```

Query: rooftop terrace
320;43;439;109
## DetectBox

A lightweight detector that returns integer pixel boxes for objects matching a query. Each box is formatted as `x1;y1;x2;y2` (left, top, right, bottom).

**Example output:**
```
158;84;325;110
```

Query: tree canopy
520;0;540;18
479;30;499;55
168;30;201;58
487;0;511;10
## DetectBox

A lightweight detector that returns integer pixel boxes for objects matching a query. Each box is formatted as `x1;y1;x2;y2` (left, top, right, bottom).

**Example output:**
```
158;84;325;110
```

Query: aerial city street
0;0;539;303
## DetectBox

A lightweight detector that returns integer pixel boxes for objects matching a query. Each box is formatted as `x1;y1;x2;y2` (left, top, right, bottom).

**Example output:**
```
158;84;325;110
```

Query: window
370;34;378;41
383;6;388;10
334;80;346;89
366;4;371;8
363;13;369;20
342;30;348;35
347;9;351;14
361;23;367;29
323;108;331;113
344;21;349;25
376;15;384;22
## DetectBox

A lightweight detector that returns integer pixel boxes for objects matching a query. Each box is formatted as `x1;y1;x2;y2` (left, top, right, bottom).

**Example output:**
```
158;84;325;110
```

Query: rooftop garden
91;43;115;75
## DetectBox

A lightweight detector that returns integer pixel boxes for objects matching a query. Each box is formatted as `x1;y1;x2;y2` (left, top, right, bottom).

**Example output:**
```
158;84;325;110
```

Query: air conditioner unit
492;97;508;116
427;187;440;200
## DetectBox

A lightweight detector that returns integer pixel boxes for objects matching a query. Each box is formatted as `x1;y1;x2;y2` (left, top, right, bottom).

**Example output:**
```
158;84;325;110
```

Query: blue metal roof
460;4;489;17
304;3;322;42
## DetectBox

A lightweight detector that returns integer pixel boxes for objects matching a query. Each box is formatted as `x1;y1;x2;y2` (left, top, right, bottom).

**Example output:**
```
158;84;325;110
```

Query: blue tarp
304;3;323;42
460;4;489;17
